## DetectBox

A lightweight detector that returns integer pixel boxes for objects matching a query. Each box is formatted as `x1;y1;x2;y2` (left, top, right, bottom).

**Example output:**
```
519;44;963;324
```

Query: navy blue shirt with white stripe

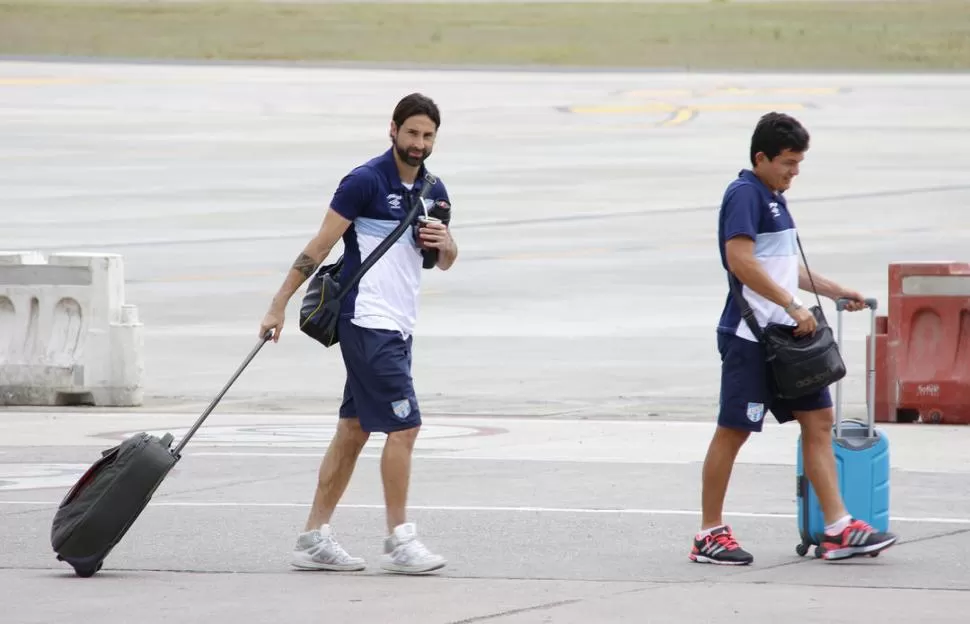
329;149;450;338
716;169;799;342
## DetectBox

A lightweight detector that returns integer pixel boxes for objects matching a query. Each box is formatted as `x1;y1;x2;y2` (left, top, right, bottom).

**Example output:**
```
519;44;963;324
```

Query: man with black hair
259;92;457;575
689;112;898;565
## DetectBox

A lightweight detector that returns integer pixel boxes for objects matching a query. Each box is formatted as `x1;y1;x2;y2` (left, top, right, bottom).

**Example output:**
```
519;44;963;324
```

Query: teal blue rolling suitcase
795;298;890;558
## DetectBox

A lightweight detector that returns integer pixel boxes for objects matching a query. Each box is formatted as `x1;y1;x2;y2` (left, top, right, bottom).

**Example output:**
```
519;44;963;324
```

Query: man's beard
395;142;431;167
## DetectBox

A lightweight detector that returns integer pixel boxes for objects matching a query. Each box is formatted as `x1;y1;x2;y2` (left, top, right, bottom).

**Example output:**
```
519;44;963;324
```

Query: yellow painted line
621;87;841;98
691;102;807;112
715;87;842;96
568;103;678;114
569;102;806;115
621;89;695;98
661;108;695;127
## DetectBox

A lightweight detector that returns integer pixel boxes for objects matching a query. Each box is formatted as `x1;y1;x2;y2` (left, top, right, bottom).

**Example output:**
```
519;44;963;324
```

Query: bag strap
332;171;438;303
728;232;825;340
728;272;765;341
794;233;825;313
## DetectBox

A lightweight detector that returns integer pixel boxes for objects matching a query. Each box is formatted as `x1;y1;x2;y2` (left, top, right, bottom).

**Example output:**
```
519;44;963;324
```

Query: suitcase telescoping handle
171;330;273;457
834;297;878;439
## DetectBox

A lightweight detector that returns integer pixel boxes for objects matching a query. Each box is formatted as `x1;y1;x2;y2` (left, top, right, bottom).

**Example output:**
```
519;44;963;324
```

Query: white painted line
189;452;695;464
2;500;969;525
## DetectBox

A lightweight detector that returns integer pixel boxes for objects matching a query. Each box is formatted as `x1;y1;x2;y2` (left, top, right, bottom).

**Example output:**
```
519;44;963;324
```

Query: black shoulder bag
729;234;846;400
299;171;438;348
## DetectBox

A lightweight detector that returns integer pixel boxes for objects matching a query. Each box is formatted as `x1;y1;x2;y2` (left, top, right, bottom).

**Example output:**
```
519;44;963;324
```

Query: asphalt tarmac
2;60;970;623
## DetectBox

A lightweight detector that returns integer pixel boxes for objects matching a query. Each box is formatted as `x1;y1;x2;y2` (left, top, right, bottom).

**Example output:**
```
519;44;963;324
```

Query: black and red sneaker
819;518;897;561
689;525;754;565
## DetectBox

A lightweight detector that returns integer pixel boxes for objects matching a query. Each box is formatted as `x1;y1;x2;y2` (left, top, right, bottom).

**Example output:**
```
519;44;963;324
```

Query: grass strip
0;2;968;70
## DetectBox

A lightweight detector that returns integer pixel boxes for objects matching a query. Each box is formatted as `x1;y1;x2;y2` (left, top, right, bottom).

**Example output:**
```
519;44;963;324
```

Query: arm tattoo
292;252;319;279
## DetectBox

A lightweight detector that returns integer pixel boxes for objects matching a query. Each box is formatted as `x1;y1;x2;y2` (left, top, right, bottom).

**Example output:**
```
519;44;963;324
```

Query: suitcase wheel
795;543;810;557
814;545;824;559
74;561;103;578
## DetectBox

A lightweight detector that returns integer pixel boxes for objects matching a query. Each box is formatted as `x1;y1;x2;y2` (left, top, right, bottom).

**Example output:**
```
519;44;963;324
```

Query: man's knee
386;425;420;449
336;417;371;451
796;408;834;444
713;424;751;451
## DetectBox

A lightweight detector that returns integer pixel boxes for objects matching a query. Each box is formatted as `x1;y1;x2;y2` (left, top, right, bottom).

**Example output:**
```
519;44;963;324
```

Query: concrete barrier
870;261;970;424
0;251;144;407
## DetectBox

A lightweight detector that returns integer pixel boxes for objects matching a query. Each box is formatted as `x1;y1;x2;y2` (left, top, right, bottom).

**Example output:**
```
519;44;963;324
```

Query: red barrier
867;314;891;422
870;262;970;424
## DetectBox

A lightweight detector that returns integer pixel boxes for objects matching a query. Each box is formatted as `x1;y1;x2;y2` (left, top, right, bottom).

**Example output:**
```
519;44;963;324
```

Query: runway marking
191;452;697;464
619;87;843;98
107;423;503;447
0;464;90;492
619;88;694;98
661;108;695;128
568;102;807;115
567;84;842;128
1;500;968;525
569;103;675;115
715;87;843;96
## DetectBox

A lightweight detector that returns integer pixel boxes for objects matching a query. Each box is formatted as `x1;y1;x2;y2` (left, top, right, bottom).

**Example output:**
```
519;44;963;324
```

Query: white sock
697;525;725;539
824;514;851;536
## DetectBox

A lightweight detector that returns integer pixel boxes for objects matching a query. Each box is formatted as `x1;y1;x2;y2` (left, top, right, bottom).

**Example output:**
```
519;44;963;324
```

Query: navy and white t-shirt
716;169;799;343
329;148;450;338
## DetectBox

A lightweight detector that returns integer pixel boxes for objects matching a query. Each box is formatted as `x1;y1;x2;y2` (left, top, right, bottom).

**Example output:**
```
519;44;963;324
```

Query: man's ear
389;121;398;141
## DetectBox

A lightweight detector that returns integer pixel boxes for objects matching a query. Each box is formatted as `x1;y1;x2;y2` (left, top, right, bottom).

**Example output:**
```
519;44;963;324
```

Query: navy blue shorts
338;319;421;433
716;332;832;432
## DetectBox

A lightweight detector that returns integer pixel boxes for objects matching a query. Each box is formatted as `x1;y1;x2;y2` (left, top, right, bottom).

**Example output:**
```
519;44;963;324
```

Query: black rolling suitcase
50;332;271;577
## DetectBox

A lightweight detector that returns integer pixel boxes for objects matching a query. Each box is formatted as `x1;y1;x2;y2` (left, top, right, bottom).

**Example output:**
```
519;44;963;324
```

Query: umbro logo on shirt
768;202;781;218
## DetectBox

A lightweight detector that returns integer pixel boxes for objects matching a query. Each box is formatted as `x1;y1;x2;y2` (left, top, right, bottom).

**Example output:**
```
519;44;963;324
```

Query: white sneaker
380;522;447;574
290;524;366;571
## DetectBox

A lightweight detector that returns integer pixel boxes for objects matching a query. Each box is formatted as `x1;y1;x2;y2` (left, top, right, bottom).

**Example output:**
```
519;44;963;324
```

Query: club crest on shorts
391;398;412;420
746;402;765;423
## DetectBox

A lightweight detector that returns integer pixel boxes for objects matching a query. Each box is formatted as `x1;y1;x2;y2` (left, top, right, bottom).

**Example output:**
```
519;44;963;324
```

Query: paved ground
2;60;970;622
